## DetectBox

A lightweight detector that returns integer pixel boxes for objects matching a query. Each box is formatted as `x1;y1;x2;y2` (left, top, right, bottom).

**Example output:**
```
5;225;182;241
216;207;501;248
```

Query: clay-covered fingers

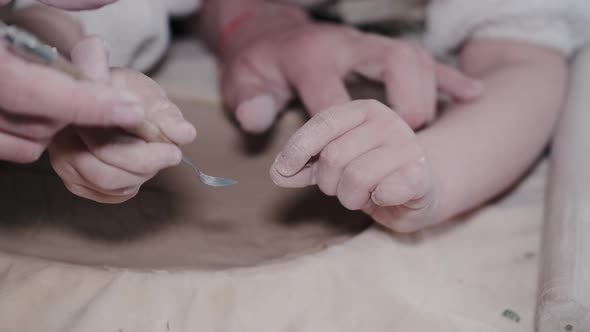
271;100;416;191
314;123;388;196
0;44;144;127
271;100;376;184
271;99;429;212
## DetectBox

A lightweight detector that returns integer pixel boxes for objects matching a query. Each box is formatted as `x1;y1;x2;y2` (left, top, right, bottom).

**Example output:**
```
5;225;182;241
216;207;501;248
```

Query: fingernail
176;120;197;139
112;104;144;125
168;148;183;165
237;95;278;133
273;153;290;176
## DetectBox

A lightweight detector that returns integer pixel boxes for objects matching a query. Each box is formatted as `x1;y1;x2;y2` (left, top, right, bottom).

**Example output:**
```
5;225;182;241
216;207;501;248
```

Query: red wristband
218;9;257;54
217;5;308;55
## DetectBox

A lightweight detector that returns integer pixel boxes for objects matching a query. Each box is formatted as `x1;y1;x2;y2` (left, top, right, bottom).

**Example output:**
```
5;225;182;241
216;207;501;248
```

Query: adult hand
49;37;196;203
0;30;144;163
222;23;483;134
271;100;439;233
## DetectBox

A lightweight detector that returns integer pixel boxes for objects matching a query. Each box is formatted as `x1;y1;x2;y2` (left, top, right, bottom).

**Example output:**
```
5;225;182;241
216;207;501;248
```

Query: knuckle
319;145;344;169
343;164;369;190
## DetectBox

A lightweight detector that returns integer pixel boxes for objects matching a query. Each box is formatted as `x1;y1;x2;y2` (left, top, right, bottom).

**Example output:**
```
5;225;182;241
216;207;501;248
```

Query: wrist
218;2;309;58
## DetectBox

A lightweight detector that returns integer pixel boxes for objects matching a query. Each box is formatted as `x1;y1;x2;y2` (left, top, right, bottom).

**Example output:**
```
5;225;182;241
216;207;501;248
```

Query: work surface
0;40;545;332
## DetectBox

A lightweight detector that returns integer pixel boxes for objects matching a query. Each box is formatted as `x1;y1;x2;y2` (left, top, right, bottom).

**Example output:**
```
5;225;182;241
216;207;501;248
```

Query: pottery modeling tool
0;23;237;187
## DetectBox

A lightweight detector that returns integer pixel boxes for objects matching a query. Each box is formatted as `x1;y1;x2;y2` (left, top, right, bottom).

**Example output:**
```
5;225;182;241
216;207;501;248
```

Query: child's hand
222;23;483;134
49;38;196;203
270;100;438;233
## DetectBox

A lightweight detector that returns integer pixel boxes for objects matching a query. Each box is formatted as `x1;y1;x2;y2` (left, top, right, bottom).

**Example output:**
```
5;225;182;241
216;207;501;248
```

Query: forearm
201;0;308;57
419;40;567;221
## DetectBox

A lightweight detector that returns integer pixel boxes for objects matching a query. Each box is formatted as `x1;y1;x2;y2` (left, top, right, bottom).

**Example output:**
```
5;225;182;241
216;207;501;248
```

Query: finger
382;52;429;129
223;59;290;134
337;144;423;210
371;159;431;207
0;130;45;163
49;129;150;194
0;110;63;142
272;100;377;177
66;148;154;194
149;101;196;145
270;160;317;188
290;69;351;116
71;36;111;83
64;183;139;204
368;195;438;233
0;46;144;127
77;128;182;176
235;94;282;134
316;123;386;196
435;63;484;100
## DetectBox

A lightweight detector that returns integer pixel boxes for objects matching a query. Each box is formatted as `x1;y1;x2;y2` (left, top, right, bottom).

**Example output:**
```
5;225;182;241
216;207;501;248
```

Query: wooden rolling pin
537;47;590;332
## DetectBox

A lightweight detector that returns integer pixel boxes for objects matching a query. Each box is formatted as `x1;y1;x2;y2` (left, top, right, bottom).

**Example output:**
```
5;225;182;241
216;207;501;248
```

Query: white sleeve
424;0;590;57
14;0;171;72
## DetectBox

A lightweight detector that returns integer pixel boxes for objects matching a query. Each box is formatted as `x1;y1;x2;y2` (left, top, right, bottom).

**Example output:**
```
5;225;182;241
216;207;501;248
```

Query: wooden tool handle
537;47;590;332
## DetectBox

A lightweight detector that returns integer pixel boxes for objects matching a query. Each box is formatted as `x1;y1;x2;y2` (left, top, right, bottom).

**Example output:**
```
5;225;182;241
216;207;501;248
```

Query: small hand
271;100;439;233
222;23;483;134
49;37;196;203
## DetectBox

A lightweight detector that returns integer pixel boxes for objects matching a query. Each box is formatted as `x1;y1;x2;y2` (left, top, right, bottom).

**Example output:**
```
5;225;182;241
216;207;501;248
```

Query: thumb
70;36;111;83
222;64;290;134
